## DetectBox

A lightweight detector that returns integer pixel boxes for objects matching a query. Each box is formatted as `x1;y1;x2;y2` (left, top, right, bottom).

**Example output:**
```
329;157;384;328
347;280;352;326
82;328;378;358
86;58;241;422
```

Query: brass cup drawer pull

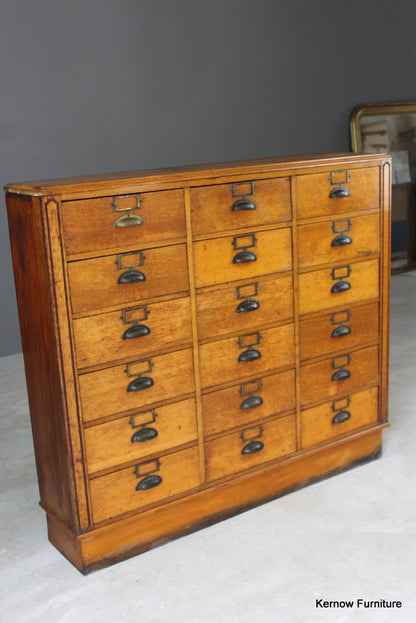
332;233;352;246
331;369;350;381
329;170;351;198
331;324;351;337
233;250;257;263
240;395;263;409
236;299;260;312
329;185;350;198
136;474;162;490
238;348;261;362
131;427;158;442
331;280;350;293
127;376;154;392
231;181;256;211
122;324;151;339
114;213;143;228
232;197;256;211
332;410;351;424
117;269;146;284
242;440;264;454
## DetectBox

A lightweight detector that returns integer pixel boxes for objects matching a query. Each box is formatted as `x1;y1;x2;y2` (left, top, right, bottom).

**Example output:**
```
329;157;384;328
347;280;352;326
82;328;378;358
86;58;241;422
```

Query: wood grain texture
299;301;380;361
73;295;192;370
5;194;80;529
301;386;379;448
190;177;291;236
78;348;195;422
196;273;294;340
296;166;380;219
297;212;380;268
68;243;189;314
63;189;186;255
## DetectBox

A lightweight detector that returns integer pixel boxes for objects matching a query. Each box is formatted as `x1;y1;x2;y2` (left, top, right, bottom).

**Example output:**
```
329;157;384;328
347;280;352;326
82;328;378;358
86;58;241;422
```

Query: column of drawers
62;190;201;524
296;167;382;449
190;177;297;482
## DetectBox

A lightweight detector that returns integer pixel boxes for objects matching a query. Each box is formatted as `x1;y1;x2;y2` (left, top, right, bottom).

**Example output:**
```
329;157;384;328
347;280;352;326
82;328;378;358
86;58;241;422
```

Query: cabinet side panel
6;193;78;529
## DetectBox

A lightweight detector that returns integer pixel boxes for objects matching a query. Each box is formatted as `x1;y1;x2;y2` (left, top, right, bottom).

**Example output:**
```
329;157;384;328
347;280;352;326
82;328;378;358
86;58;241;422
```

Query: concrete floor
1;273;415;623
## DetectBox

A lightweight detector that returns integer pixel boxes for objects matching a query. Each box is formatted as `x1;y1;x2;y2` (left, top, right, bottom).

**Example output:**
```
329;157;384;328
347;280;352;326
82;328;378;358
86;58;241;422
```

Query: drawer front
68;244;189;314
84;398;198;474
299;301;380;361
205;414;296;482
79;348;195;422
202;369;296;437
298;258;379;316
90;445;200;523
62;190;186;255
73;296;192;369
190;177;291;236
296;167;379;219
199;323;295;389
196;274;293;341
301;386;379;448
297;213;380;268
193;228;292;289
300;345;379;407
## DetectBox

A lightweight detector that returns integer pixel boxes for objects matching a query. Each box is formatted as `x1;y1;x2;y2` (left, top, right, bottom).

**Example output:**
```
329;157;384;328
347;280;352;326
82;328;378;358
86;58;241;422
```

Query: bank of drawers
64;189;200;523
297;166;381;449
62;163;383;521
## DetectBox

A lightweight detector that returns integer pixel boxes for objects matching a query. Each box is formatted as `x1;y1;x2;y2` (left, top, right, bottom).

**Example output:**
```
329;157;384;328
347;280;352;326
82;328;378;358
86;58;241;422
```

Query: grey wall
1;0;415;355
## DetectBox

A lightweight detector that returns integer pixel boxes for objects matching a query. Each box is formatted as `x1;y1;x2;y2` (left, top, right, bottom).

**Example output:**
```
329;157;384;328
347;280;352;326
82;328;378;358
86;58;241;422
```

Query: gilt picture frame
350;102;416;185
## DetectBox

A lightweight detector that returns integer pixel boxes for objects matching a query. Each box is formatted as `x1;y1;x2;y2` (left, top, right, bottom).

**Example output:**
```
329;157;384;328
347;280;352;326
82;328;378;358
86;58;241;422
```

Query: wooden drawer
300;345;379;407
62;190;186;256
296;167;379;219
202;369;296;437
297;213;380;268
190;177;291;236
84;398;197;474
68;244;189;314
299;301;380;361
73;296;192;370
205;414;296;482
298;258;379;315
301;386;379;449
193;228;292;289
199;323;295;389
90;445;200;523
196;273;293;340
79;348;195;423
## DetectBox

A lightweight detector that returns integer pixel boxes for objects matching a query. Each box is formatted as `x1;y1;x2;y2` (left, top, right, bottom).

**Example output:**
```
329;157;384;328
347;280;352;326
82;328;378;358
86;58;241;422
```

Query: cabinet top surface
5;152;390;199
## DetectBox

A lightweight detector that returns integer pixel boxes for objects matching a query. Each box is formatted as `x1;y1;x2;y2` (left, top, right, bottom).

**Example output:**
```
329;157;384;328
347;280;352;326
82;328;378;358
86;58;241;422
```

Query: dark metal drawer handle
127;376;154;392
236;299;260;313
238;348;261;362
117;269;146;284
331;369;351;381
331;280;350;293
332;410;351;424
232;198;256;211
330;185;350;198
242;440;264;455
233;250;257;263
136;474;162;490
114;213;144;228
122;324;151;340
331;325;351;337
332;233;352;246
240;395;263;410
131;427;158;443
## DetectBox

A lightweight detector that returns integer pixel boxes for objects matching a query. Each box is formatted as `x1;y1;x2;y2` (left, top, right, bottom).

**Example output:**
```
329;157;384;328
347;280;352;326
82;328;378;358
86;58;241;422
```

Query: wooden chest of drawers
5;153;391;573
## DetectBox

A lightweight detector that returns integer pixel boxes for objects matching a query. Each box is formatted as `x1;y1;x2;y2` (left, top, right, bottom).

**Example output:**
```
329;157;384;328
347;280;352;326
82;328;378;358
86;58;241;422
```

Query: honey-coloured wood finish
5;153;391;572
